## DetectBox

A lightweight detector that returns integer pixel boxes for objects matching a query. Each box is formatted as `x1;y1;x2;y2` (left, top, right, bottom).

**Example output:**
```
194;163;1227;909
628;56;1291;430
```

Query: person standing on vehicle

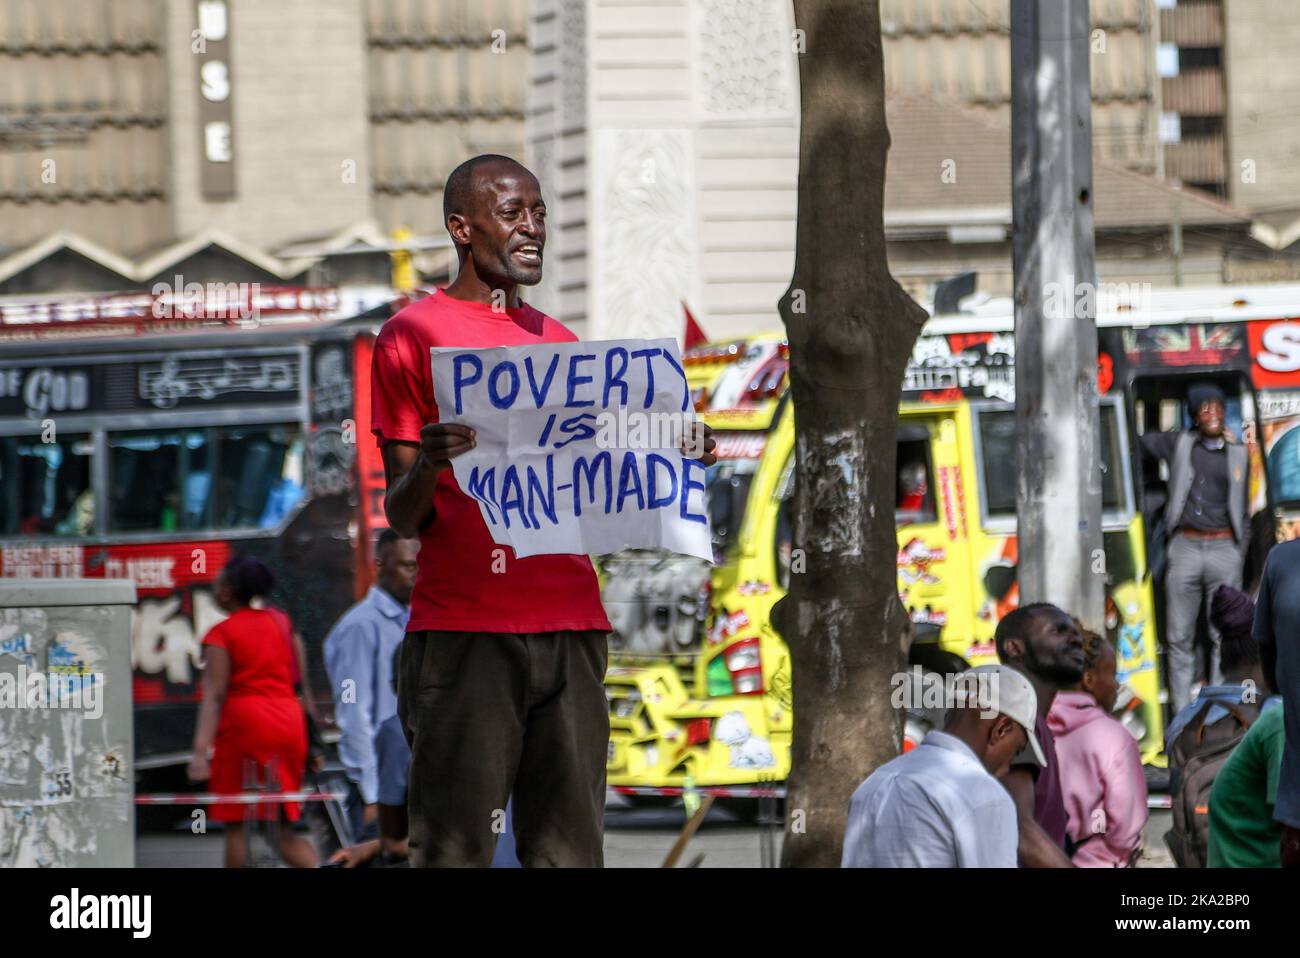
371;154;715;867
324;529;418;845
842;664;1041;868
996;602;1086;868
1140;382;1250;713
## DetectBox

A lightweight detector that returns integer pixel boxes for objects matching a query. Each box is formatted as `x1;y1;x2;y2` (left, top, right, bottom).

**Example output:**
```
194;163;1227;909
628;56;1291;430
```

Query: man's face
377;540;419;606
984;715;1029;778
1021;608;1086;688
452;161;547;289
1196;399;1225;438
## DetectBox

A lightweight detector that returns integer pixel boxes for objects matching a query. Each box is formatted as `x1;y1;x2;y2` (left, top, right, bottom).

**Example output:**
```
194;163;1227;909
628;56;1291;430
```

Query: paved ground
135;802;1174;868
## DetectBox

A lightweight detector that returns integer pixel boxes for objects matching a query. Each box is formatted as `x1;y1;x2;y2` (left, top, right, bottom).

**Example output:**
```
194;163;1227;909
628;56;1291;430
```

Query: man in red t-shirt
372;154;714;866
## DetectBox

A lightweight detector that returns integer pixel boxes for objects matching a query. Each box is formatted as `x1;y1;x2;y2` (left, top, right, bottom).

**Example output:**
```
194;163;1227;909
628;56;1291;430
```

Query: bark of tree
772;0;929;868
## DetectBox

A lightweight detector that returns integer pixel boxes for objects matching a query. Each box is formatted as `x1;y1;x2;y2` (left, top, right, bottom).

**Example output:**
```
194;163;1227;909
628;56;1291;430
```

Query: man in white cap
842;665;1044;867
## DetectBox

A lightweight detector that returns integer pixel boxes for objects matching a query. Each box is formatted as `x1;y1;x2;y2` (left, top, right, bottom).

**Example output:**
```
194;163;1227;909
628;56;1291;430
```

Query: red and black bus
0;286;398;773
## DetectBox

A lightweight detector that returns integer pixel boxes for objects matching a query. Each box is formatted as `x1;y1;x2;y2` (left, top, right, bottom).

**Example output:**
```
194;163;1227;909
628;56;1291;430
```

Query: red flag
683;301;708;349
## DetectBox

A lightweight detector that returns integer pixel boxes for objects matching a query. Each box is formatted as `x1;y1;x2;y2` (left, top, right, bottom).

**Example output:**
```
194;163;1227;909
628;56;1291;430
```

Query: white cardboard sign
430;338;713;561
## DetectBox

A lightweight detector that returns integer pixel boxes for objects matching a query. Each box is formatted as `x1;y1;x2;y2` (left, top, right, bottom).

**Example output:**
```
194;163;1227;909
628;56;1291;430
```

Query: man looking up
371;155;714;867
996;602;1086;867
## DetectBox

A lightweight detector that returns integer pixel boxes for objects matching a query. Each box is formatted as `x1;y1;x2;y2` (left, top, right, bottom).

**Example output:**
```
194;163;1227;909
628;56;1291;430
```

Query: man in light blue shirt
843;664;1043;868
325;529;418;843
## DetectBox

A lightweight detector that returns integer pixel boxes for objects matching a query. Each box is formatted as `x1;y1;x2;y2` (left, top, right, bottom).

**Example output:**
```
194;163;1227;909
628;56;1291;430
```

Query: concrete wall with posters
0;579;135;868
165;0;374;249
528;0;802;343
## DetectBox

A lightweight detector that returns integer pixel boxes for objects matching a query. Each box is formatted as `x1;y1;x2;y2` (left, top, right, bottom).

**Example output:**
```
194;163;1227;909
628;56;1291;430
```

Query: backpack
1163;699;1261;868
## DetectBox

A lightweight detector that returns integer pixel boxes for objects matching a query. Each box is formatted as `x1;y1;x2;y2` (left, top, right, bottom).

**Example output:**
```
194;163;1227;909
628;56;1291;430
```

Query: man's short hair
375;527;402;560
443;153;524;223
994;602;1061;662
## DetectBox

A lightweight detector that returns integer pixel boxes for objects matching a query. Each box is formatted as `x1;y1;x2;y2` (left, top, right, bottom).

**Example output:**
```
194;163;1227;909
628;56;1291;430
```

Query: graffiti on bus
0;541;232;699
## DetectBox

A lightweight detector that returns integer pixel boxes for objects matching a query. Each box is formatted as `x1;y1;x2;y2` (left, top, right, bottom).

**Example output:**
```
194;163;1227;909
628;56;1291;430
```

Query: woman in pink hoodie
1047;628;1148;867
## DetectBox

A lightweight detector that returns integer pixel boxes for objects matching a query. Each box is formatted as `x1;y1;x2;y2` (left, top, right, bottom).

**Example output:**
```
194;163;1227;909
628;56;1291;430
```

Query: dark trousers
1165;532;1243;712
396;629;609;867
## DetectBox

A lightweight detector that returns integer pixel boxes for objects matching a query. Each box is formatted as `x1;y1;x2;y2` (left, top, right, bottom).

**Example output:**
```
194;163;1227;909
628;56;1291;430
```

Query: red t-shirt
370;289;612;634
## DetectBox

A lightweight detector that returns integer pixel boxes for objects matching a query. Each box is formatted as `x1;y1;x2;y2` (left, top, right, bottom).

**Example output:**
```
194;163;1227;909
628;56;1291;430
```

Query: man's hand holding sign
430;339;716;560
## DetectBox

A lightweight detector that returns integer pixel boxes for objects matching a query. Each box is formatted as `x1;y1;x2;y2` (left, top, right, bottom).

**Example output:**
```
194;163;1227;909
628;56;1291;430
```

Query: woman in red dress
187;556;319;867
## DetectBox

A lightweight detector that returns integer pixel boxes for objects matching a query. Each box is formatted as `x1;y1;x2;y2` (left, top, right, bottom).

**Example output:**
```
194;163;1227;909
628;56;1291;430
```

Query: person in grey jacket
1141;382;1250;713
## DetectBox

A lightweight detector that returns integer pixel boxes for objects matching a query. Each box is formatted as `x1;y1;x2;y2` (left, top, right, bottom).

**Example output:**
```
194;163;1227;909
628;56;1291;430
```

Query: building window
1157;43;1180;78
1159;112;1182;145
1180;115;1223;137
1178;47;1222;70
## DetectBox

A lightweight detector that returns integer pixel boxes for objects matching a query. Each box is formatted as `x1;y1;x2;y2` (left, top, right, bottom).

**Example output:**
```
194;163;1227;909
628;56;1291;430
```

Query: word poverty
431;339;713;561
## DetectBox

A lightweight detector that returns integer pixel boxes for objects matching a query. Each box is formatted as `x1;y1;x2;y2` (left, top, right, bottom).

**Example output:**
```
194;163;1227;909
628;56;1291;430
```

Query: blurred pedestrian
996;602;1086;867
1165;585;1272;750
1207;689;1286;868
328;649;413;868
1048;628;1147;867
1164;587;1276;867
327;645;521;868
324;529;418;845
842;664;1040;867
1250;539;1300;867
188;555;319;868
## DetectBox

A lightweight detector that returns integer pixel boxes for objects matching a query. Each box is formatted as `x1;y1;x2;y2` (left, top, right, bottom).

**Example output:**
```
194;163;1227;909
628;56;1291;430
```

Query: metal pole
1171;194;1184;287
1010;0;1105;633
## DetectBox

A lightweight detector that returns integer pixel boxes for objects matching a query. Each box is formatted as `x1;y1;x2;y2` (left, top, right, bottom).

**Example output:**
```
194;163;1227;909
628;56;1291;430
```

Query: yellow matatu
602;331;1166;792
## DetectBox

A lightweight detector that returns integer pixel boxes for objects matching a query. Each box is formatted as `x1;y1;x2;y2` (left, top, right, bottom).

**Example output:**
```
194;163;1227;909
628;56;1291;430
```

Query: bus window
0;434;94;536
108;424;304;533
109;429;213;532
977;404;1127;521
977;411;1018;519
217;426;304;529
706;458;758;566
896;427;937;526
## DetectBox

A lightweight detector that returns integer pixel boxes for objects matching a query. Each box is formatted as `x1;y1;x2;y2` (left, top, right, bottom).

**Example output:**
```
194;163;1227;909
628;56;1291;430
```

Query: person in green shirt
1207;703;1286;868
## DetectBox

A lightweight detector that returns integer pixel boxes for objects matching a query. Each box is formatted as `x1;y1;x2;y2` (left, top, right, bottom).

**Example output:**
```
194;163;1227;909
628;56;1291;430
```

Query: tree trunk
773;0;929;868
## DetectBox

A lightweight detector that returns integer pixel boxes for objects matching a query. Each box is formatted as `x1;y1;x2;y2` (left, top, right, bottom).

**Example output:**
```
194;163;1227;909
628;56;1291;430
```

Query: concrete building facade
0;0;527;275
